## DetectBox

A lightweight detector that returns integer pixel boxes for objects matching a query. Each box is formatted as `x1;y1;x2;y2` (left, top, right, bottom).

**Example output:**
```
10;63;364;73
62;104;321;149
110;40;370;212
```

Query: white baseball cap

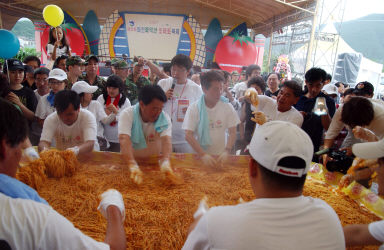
249;121;314;178
352;139;384;160
322;84;338;95
71;81;98;94
48;68;67;81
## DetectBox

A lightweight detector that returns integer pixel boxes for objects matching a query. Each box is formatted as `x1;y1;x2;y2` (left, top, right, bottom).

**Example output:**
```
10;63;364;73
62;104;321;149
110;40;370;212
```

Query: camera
315;148;354;174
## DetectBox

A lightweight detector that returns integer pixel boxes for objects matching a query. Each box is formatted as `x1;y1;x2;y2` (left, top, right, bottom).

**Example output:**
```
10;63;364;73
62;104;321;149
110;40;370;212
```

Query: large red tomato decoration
41;23;85;57
214;34;258;73
61;23;85;57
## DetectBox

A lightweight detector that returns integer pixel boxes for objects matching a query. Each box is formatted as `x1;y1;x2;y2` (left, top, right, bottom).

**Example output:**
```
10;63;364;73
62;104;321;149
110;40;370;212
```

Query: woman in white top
72;81;116;151
46;26;71;69
97;75;131;152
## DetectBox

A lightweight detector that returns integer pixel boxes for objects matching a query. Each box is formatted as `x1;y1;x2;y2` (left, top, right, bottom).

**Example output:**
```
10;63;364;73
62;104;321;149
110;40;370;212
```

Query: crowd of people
1;44;384;249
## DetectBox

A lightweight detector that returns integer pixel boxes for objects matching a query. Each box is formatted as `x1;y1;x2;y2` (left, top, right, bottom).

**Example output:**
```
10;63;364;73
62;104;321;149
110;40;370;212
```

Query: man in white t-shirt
182;70;240;167
35;68;67;126
158;54;202;153
344;139;384;249
340;97;384;141
33;67;50;102
72;80;116;151
251;80;304;127
0;99;126;250
119;85;173;184
323;92;383;163
38;90;97;156
183;121;345;250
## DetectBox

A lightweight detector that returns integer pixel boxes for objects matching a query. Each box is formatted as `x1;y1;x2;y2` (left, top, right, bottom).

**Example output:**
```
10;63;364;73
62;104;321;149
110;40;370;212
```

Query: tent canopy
1;0;314;35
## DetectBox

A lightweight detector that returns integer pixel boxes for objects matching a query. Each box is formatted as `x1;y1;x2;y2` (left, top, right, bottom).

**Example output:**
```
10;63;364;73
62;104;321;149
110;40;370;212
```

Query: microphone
168;78;177;100
171;78;177;90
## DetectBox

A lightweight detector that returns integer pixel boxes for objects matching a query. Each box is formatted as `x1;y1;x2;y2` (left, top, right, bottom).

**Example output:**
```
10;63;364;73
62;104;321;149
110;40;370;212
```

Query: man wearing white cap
183;121;345;250
72;81;116;151
322;84;338;102
35;68;67;126
344;139;384;249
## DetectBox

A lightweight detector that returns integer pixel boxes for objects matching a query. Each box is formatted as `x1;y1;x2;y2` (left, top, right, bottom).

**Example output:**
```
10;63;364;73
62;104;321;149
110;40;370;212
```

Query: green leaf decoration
229;31;255;46
61;23;78;33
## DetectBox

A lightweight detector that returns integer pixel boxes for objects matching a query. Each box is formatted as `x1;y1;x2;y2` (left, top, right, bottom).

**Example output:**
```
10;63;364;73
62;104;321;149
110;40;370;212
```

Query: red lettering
278;168;299;176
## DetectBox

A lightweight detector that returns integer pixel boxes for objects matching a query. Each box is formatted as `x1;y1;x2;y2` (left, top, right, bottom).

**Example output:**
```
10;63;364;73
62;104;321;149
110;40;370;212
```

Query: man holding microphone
158;54;203;153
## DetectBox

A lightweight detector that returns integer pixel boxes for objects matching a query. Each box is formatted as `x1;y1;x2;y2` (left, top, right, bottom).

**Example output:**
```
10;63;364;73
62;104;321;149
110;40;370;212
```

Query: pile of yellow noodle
40;149;79;178
16;159;46;191
33;156;380;249
17;149;79;190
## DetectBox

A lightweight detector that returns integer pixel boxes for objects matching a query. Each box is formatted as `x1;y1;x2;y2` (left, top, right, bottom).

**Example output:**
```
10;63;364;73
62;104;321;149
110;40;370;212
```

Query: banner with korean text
124;13;184;60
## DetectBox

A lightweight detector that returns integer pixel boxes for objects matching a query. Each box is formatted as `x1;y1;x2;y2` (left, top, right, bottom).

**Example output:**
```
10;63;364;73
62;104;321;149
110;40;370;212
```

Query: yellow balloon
43;5;64;27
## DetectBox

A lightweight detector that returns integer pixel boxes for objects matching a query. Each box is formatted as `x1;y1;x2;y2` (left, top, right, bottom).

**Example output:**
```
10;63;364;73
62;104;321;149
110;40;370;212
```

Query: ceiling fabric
1;0;314;35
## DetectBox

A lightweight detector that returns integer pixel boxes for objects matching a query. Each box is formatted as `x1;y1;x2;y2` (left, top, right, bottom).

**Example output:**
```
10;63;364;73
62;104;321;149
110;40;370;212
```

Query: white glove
97;189;125;220
24;147;39;160
67;146;79;156
193;197;208;219
217;151;228;166
160;158;183;184
129;162;143;184
201;154;217;168
159;159;173;174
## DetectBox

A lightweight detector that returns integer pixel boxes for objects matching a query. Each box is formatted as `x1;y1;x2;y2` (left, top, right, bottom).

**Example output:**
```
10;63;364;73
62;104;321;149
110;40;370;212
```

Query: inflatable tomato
214;34;258;73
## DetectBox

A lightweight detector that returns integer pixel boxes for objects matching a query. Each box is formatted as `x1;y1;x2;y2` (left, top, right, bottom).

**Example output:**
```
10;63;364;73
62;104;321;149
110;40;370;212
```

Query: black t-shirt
265;89;280;97
244;102;256;143
11;86;38;112
294;92;336;156
22;79;37;90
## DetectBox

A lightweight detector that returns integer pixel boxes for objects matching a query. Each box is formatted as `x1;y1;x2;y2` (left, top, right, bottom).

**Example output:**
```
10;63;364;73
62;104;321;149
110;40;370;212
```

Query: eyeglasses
36;77;48;82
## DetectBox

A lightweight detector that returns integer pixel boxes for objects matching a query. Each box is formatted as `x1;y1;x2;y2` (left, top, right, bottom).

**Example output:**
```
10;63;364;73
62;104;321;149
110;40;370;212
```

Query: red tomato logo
214;34;258;73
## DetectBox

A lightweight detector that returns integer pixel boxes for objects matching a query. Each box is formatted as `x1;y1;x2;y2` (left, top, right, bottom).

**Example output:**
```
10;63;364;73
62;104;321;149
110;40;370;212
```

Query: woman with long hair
46;26;72;69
